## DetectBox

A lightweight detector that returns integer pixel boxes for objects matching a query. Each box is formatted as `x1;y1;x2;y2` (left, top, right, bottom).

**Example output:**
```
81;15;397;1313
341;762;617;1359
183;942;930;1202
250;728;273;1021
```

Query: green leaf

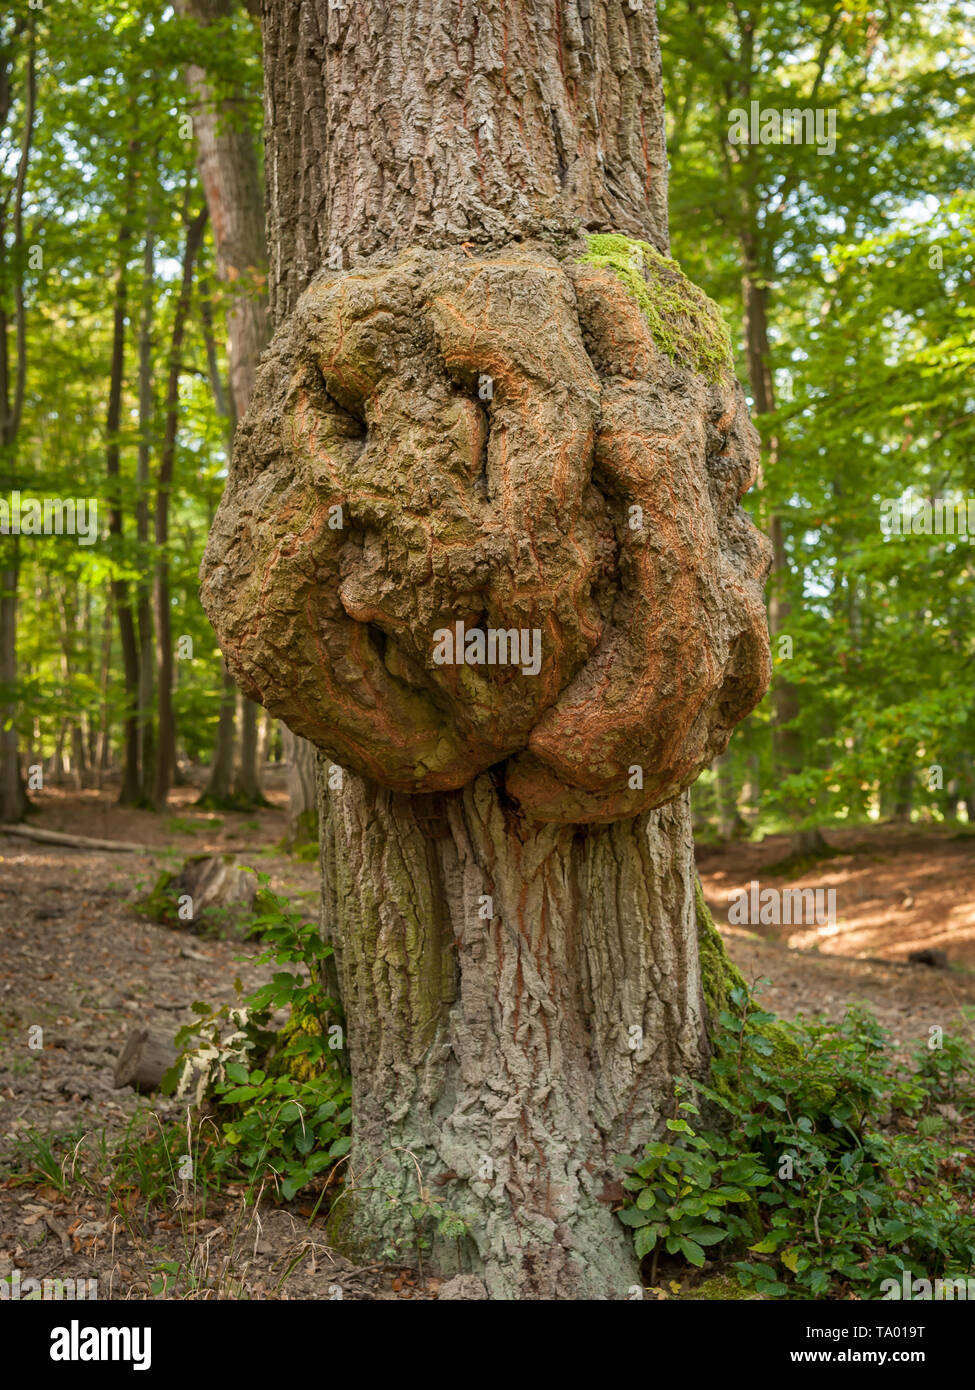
684;1225;727;1246
618;1206;654;1228
676;1237;706;1267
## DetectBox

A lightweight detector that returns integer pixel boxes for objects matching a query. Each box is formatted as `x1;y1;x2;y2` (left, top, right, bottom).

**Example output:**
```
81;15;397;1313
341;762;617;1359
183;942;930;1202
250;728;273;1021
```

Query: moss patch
681;1273;763;1300
695;878;808;1086
278;807;319;861
578;233;732;382
273;1006;329;1082
135;870;179;925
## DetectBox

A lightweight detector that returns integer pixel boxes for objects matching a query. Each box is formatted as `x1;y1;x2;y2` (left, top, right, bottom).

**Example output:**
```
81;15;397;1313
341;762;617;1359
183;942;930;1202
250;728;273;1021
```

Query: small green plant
161;874;351;1204
617;990;975;1298
5;1124;87;1192
617;1090;770;1281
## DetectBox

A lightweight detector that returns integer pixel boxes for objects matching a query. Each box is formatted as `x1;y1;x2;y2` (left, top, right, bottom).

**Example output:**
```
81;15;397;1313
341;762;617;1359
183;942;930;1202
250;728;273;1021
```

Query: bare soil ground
698;823;975;1041
1;792;972;1300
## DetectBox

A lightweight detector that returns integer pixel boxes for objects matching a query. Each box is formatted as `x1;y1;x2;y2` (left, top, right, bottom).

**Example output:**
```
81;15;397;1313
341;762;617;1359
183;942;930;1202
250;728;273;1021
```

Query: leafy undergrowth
161;875;351;1206
617;988;975;1299
4;878;353;1298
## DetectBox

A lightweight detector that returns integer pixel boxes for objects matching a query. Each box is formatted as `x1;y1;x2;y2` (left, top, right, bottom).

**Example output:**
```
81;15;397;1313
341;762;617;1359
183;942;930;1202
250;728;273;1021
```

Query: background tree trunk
232;694;264;805
175;0;269;422
136;208;158;804
713;748;746;841
154;205;207;809
178;0;271;811
0;25;35;824
282;726;317;846
199;660;237;805
106;151;142;807
0;554;25;821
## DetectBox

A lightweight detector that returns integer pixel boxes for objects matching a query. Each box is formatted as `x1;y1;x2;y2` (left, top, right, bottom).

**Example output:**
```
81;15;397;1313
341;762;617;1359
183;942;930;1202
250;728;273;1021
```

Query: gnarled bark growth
200;0;771;1300
203;241;769;823
201;237;770;1297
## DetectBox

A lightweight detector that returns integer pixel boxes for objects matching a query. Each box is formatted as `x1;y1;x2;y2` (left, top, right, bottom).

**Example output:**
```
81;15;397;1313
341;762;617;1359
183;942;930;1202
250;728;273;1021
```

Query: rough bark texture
199;0;772;1298
262;0;669;319
203;242;770;822
320;762;707;1298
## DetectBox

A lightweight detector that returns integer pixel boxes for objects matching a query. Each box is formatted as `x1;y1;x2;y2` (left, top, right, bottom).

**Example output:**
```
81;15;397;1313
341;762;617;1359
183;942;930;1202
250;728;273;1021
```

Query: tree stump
113;1025;180;1094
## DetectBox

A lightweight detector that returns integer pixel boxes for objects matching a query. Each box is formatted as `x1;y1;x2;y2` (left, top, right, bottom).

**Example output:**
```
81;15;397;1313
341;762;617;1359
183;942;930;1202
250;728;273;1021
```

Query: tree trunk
322;766;707;1298
282;726;317;846
94;592;114;787
0;26;36;825
136;210;158;803
741;246;824;855
199;660;237;805
106;149;143;806
154;205;208;809
202;0;771;1298
232;693;265;805
0;553;25;822
177;0;271;811
257;708;274;767
175;0;270;424
713;748;746;841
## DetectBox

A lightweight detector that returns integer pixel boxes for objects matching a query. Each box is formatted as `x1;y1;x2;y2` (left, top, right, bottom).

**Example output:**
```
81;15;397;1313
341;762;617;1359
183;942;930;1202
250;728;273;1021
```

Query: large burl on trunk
200;0;771;1299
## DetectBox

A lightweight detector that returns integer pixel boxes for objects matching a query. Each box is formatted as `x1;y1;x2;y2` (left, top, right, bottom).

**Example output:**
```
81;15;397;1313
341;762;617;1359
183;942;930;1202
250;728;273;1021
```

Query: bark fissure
322;763;708;1298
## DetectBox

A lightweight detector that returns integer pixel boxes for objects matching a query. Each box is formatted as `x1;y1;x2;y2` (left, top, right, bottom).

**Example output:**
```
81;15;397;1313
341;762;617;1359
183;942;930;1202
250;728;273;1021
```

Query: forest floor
1;787;973;1300
698;822;975;1039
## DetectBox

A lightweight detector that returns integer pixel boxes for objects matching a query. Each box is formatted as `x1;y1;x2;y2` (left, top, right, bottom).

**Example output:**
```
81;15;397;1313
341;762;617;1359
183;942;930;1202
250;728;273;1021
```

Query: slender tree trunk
257;709;274;767
94;593;114;786
0;25;36;824
136;210;158;803
0;550;25;819
199;660;237;805
742;245;823;855
153;206;208;809
282;726;317;846
106;149;142;806
197;274;241;788
232;693;264;805
175;0;270;421
713;748;746;841
177;0;270;810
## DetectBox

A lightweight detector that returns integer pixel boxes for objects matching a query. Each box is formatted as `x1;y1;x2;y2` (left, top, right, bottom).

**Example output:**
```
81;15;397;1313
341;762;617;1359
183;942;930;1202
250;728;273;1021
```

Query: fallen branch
0;824;149;853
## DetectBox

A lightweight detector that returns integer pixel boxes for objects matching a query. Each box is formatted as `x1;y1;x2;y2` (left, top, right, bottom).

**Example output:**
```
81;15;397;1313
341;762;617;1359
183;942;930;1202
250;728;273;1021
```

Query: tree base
320;765;710;1299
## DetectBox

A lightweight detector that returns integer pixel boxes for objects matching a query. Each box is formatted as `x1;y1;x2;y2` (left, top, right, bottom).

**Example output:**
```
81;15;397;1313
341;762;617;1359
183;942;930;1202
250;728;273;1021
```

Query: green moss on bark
695;878;805;1084
578;233;733;382
136;870;178;924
